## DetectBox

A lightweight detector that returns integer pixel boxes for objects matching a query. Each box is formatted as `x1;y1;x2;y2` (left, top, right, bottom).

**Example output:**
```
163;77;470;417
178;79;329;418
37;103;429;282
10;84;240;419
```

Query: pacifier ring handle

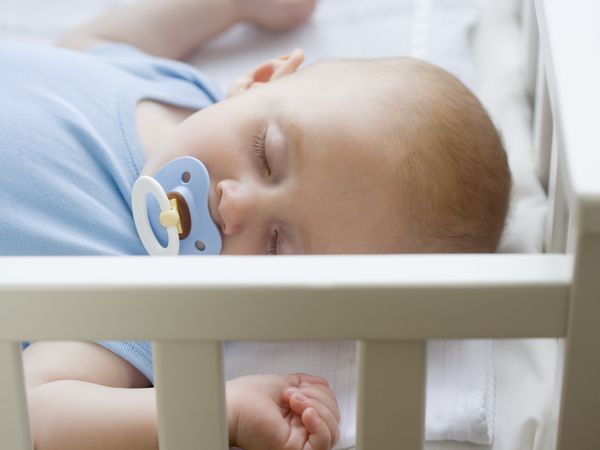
132;176;180;256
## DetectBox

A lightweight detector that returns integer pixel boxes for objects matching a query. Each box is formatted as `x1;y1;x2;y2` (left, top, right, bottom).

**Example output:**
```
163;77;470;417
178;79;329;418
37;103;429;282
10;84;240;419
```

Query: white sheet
0;0;555;449
225;339;495;449
190;0;478;91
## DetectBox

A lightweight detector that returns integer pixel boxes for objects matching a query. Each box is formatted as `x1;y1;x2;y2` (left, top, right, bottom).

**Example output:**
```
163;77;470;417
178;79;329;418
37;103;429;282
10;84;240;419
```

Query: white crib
0;0;599;449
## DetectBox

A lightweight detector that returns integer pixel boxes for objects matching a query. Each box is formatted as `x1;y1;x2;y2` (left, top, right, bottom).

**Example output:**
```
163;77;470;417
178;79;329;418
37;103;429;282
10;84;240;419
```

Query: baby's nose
216;179;257;236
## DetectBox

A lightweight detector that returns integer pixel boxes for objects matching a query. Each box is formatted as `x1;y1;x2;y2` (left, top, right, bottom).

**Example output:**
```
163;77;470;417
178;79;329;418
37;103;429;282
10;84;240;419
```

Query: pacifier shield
132;157;222;256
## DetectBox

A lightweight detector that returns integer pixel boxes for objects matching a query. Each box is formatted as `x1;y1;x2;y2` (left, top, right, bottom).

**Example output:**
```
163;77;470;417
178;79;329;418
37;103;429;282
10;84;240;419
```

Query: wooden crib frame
1;0;598;449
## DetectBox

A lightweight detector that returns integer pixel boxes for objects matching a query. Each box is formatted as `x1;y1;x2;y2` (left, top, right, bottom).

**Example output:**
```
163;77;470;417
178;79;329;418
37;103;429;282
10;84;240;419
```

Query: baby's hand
227;373;340;450
234;0;316;31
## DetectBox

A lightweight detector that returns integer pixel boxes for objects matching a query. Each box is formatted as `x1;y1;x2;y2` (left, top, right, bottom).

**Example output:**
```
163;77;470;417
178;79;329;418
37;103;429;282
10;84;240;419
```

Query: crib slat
522;0;539;101
532;56;553;191
545;132;569;253
0;342;33;450
557;235;600;450
356;340;425;450
153;341;228;450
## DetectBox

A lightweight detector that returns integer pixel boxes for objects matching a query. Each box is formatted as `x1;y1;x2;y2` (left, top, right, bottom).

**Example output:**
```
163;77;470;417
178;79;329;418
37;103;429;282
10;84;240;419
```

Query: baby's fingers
290;393;340;446
302;407;331;450
290;386;340;423
298;373;329;387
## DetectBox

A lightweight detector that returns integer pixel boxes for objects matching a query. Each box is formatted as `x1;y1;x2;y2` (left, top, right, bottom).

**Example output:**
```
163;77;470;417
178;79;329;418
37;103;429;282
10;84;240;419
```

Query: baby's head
148;50;510;254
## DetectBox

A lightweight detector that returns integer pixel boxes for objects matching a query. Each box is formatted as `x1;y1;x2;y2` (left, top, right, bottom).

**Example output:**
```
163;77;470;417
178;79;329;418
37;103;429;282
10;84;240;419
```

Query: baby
2;0;511;449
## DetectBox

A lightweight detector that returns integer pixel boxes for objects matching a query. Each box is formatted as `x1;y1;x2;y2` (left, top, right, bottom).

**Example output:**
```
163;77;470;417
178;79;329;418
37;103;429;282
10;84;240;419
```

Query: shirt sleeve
86;42;224;102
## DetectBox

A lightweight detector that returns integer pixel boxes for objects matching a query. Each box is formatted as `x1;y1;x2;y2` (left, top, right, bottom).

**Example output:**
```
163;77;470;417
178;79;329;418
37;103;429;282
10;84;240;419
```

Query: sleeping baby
2;0;511;449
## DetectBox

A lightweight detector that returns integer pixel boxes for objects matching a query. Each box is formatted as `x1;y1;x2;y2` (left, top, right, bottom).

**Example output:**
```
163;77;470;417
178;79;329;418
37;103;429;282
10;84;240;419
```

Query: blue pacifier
131;156;222;256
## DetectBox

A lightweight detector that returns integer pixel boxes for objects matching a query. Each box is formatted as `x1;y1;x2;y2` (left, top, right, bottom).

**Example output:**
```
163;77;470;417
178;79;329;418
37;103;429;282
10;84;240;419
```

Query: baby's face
150;67;409;254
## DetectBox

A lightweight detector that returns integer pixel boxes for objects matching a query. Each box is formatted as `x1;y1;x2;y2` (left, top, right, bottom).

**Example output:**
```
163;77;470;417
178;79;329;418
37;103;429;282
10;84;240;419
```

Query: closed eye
253;125;270;176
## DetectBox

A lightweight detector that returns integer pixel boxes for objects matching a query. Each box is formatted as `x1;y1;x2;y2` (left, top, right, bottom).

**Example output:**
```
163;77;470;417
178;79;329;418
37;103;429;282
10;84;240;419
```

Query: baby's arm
24;341;157;450
57;0;315;60
24;342;339;450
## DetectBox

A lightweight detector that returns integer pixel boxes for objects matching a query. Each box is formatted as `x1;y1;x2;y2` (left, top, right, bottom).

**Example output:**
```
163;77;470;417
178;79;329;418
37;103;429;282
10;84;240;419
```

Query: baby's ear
227;49;304;97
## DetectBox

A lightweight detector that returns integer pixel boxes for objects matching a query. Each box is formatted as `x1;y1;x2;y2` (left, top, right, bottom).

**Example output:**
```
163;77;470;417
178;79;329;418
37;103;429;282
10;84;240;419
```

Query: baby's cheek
218;234;262;255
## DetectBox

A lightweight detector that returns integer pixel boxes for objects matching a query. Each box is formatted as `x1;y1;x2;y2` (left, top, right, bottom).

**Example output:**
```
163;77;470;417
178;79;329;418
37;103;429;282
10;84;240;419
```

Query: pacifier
131;156;222;256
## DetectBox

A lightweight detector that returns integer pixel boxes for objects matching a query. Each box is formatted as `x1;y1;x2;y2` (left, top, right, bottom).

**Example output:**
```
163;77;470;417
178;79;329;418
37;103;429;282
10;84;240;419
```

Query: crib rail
0;253;573;449
529;0;600;243
526;1;600;449
0;254;571;341
0;254;572;450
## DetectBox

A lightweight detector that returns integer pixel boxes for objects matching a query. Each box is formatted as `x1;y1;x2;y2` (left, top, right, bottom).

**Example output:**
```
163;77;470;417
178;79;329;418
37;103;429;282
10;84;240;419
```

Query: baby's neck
136;100;196;175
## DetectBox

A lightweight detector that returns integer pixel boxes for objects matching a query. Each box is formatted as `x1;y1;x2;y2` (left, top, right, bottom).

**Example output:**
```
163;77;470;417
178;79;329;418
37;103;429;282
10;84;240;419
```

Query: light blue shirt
1;42;223;383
